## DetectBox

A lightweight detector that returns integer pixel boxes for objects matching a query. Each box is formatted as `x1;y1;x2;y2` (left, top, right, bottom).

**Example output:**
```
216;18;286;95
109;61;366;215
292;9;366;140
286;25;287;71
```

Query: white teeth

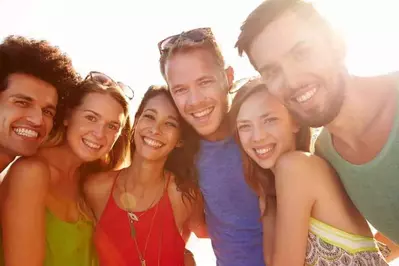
254;146;273;155
14;128;39;138
143;137;164;148
192;107;213;118
296;87;317;103
83;139;101;149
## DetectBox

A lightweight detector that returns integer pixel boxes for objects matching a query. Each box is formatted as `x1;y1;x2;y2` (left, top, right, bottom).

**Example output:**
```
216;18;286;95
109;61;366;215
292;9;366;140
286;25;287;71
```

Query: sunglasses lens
159;36;178;52
91;72;114;86
118;82;134;100
159;28;213;53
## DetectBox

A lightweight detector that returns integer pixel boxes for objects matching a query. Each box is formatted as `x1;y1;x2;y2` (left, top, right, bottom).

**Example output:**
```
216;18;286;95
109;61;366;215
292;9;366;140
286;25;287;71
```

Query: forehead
164;49;220;85
249;10;322;67
80;93;126;123
237;90;285;119
143;94;178;117
3;73;58;104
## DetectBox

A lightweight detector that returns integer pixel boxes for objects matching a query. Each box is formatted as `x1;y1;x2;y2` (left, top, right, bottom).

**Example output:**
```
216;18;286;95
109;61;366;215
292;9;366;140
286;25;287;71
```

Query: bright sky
1;0;399;113
1;0;399;265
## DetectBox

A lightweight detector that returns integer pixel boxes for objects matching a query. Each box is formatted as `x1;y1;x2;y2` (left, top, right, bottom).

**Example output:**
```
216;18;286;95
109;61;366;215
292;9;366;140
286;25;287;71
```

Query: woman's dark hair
229;78;311;213
131;85;200;203
0;35;81;137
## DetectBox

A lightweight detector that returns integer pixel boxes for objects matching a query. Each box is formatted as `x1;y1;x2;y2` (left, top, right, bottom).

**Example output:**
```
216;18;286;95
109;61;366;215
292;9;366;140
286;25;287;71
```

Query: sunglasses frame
84;71;134;100
157;27;215;54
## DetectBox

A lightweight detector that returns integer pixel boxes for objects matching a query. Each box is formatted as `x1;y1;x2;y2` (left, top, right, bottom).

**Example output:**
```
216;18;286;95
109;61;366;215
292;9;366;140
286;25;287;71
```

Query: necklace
123;170;165;266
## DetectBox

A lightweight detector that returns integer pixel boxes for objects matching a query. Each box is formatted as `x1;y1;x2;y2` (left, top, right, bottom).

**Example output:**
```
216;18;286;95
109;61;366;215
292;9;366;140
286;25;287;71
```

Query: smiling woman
84;85;205;266
0;71;131;266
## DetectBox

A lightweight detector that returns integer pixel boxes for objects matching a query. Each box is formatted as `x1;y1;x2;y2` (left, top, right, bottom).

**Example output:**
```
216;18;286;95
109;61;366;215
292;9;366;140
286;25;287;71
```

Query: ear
176;139;184;148
331;32;346;65
291;118;300;134
224;66;235;90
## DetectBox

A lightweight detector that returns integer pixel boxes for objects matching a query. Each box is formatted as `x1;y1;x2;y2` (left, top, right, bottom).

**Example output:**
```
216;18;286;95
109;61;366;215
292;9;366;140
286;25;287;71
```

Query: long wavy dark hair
229;78;311;214
131;85;200;203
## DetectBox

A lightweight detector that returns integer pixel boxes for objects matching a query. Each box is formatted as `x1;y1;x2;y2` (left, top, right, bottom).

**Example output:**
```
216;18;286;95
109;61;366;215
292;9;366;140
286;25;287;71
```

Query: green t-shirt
315;99;399;244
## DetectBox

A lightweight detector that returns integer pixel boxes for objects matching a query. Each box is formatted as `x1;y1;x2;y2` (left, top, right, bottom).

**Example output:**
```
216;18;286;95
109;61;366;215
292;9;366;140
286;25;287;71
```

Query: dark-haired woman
85;85;206;266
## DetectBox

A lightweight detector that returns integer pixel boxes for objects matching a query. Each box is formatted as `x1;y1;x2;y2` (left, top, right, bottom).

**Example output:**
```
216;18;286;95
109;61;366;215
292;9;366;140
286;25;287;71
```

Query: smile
292;85;318;103
191;107;214;119
143;137;165;149
82;138;102;150
253;144;275;158
13;127;39;139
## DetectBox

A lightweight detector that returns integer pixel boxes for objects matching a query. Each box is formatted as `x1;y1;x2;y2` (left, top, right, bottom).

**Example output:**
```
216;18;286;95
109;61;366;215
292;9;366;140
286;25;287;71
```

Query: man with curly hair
0;35;80;174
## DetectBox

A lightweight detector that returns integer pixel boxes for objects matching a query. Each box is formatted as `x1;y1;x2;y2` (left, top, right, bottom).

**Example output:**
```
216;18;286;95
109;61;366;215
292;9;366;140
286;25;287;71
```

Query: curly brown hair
132;85;200;203
0;35;81;137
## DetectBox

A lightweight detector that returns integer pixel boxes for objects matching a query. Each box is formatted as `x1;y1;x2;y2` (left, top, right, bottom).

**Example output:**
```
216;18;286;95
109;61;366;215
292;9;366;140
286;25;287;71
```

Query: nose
92;123;106;139
187;87;206;106
26;107;44;127
252;124;267;143
149;122;162;135
281;62;303;90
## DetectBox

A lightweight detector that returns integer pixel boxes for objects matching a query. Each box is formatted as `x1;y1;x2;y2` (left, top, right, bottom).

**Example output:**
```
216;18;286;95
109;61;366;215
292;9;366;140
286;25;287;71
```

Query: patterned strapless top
306;218;389;266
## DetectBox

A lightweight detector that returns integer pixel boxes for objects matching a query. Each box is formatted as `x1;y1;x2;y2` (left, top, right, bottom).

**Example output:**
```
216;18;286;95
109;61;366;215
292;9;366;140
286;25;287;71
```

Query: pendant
128;211;139;222
130;224;136;238
141;259;146;266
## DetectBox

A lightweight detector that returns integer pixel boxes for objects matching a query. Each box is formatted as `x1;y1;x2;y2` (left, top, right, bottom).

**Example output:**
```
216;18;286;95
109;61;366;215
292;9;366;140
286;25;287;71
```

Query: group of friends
0;0;398;265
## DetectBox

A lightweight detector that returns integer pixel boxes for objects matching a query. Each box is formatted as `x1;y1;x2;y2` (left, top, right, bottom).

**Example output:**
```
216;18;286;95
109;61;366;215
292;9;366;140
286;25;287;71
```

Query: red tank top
94;176;185;266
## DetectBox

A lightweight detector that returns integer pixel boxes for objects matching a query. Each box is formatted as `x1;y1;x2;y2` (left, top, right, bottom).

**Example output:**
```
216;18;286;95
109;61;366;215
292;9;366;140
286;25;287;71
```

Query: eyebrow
10;93;56;112
145;108;179;122
237;112;271;123
257;41;307;73
83;109;121;125
170;75;215;91
289;41;307;54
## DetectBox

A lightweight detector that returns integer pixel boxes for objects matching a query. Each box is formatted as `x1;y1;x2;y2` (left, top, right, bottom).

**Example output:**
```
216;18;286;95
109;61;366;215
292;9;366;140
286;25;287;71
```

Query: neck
203;116;231;142
41;142;83;178
126;151;166;187
326;74;397;146
0;150;15;174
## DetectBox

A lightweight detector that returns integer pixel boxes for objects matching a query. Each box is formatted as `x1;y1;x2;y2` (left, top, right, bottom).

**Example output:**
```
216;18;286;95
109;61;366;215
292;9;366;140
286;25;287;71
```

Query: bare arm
83;171;115;222
1;158;50;266
272;152;319;266
187;194;208;238
375;231;399;262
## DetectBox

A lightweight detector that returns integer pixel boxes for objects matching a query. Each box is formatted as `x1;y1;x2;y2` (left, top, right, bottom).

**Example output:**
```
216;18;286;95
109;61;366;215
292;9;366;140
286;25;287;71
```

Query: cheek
172;95;186;114
238;131;252;150
165;128;180;146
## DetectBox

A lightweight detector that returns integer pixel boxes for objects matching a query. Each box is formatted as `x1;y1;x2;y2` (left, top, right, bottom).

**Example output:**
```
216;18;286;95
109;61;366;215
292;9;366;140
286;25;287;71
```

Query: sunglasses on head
229;76;264;94
157;27;215;55
84;71;134;100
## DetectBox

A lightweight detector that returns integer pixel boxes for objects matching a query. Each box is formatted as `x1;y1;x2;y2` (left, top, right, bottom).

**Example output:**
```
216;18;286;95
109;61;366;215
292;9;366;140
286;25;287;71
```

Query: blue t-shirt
197;136;265;266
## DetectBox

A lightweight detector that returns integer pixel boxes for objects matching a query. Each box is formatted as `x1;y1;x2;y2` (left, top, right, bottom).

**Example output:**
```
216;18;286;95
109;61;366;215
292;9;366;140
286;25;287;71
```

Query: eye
165;121;178;128
43;108;55;118
237;124;250;131
262;67;279;81
14;100;29;107
199;79;213;86
293;46;311;61
264;117;278;124
108;123;119;131
85;115;97;122
143;113;155;120
173;87;188;95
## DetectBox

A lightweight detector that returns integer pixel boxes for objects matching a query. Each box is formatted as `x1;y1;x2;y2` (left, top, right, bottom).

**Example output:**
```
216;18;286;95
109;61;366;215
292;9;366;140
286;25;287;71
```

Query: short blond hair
159;36;226;79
